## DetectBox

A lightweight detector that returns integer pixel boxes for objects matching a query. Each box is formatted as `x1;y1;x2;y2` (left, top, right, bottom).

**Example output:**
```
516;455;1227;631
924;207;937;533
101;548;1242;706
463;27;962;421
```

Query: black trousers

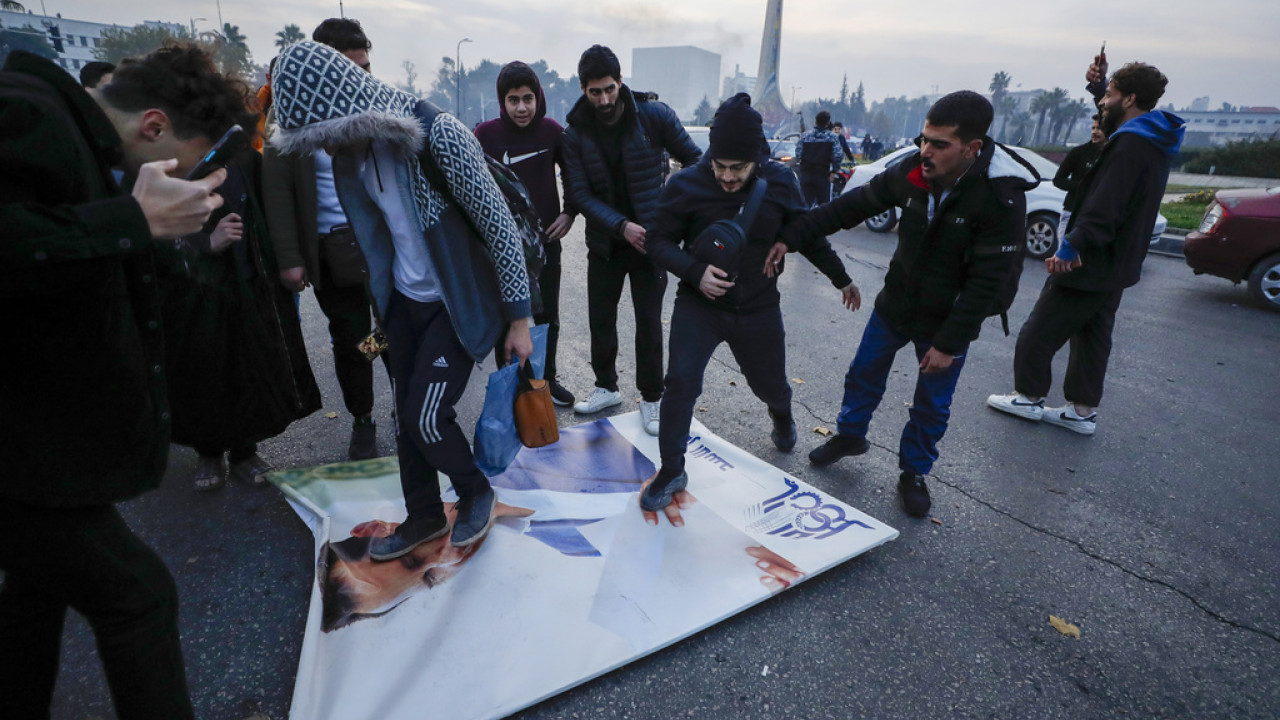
0;500;194;720
384;293;490;519
658;297;791;474
535;240;563;383
586;244;667;402
1014;281;1125;407
800;171;832;207
314;259;376;418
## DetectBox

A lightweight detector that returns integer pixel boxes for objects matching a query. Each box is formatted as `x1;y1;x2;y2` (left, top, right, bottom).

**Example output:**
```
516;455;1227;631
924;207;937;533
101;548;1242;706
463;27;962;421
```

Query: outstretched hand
763;241;787;278
1087;52;1108;84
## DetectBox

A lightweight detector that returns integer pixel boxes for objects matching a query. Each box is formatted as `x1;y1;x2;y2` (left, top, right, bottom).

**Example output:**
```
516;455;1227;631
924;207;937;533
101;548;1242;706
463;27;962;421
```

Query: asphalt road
51;222;1280;719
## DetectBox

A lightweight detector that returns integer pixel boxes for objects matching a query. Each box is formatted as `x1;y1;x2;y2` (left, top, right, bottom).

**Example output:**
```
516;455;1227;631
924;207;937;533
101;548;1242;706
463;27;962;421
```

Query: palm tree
1;1;27;10
1039;87;1071;145
274;24;305;51
1056;98;1092;144
1007;110;1033;145
222;23;247;49
1029;91;1056;146
989;71;1011;139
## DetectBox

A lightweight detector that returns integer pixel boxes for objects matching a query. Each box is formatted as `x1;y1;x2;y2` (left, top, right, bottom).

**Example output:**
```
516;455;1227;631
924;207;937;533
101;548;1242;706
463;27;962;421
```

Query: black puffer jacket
562;84;702;259
647;156;851;313
784;139;1038;354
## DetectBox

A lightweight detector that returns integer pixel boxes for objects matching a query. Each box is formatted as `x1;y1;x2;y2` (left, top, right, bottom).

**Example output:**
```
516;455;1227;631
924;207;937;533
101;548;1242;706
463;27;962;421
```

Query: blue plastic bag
473;325;548;477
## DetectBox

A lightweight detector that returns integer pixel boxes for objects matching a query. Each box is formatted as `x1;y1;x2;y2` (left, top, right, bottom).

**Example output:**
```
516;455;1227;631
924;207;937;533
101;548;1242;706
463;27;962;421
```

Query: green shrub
1181;139;1280;178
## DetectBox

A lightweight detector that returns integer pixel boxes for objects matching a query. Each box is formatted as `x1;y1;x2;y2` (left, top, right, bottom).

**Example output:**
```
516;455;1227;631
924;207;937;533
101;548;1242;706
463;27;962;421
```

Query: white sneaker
640;399;661;436
986;392;1045;421
574;387;623;414
1042;405;1097;435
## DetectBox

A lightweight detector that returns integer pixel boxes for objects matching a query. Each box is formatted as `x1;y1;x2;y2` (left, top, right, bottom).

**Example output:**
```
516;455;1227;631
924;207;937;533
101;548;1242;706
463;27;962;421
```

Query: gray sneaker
1042;405;1097;435
986;392;1045;421
640;471;687;512
450;489;498;548
369;513;450;561
640;399;661;436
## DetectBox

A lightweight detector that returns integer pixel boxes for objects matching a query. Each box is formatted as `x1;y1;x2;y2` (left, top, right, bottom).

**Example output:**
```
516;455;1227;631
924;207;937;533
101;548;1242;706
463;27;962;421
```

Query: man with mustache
988;60;1184;436
783;91;1038;518
561;44;702;436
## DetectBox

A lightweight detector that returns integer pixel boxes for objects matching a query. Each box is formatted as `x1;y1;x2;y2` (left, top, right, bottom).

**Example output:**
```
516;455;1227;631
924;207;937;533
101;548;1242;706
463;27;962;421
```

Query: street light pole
790;85;802;111
455;37;472;119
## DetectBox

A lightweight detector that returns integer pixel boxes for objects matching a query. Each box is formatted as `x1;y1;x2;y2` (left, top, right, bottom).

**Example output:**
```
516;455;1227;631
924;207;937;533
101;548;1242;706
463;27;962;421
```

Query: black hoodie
474;62;572;231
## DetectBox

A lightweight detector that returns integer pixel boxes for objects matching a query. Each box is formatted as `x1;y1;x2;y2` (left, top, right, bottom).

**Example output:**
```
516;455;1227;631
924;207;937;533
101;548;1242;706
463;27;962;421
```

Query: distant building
630;45;721;123
1180;108;1280;147
0;8;183;77
1189;96;1211;112
723;63;755;99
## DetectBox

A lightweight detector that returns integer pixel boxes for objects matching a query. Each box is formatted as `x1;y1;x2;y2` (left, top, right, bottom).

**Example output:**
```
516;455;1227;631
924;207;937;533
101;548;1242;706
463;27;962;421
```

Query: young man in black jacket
562;45;702;435
1;46;242;719
783;91;1038;517
639;94;859;515
1052;114;1105;239
988;62;1184;435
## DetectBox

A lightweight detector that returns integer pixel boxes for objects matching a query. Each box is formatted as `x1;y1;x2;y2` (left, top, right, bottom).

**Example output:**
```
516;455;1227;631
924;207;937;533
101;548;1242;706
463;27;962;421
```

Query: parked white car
839;145;1167;260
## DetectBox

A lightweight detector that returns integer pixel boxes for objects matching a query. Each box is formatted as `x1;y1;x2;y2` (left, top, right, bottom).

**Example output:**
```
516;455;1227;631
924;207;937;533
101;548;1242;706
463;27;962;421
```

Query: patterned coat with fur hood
270;41;530;362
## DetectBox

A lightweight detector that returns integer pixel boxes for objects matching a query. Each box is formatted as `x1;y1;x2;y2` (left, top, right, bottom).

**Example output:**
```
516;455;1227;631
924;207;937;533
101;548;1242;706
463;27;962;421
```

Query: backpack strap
733;177;769;234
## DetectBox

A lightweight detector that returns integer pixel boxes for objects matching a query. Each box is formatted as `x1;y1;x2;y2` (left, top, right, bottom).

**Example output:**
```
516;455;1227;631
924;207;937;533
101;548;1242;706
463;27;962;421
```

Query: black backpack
415;102;547;314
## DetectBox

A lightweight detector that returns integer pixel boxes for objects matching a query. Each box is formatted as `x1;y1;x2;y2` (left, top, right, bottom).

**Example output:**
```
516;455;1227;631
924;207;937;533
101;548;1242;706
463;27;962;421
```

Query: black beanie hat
709;93;765;161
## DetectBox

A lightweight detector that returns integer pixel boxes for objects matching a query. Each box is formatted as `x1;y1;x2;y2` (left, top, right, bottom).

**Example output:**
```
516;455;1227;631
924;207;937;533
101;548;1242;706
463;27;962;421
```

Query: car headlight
1198;203;1223;233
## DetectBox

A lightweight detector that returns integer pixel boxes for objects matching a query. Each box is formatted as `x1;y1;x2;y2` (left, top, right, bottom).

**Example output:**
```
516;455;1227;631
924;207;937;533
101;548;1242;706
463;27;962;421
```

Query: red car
1184;187;1280;312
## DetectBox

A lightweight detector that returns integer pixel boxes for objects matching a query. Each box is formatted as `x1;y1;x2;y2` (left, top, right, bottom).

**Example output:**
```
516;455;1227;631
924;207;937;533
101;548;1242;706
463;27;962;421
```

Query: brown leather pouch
514;364;559;448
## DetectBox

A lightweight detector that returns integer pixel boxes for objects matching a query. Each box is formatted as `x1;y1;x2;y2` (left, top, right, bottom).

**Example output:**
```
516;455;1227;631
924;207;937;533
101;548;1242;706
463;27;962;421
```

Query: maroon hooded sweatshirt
474;62;574;232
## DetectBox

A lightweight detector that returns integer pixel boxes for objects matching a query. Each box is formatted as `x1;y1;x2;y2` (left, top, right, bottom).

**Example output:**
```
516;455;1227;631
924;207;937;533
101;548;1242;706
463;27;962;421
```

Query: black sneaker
451;489;498;548
349;417;378;460
769;409;797;452
808;434;869;467
898;472;931;518
369;513;450;561
549;380;575;407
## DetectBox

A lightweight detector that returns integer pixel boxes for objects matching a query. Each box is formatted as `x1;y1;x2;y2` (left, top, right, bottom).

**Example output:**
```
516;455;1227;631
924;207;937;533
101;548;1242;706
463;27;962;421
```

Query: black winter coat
562;84;702;259
155;151;321;450
0;52;170;507
784;139;1038;354
647;156;851;313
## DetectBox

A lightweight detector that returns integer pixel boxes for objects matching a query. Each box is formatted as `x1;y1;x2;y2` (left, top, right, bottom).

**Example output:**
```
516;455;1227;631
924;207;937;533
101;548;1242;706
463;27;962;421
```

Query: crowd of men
0;18;1181;716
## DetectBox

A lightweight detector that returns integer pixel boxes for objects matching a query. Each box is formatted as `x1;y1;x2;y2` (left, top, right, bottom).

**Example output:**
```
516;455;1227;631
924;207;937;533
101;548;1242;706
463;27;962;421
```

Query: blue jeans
836;310;967;475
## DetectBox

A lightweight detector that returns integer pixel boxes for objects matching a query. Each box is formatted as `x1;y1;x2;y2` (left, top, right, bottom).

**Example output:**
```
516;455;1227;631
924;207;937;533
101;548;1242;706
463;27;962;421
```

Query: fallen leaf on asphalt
930;518;942;525
325;412;339;419
814;426;832;436
186;557;199;564
791;377;804;384
729;381;737;386
1049;615;1081;638
698;406;708;412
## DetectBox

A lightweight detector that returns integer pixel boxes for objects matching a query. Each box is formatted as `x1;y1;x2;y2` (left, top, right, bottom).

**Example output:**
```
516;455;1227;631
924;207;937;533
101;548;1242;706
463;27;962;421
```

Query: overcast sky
51;0;1280;111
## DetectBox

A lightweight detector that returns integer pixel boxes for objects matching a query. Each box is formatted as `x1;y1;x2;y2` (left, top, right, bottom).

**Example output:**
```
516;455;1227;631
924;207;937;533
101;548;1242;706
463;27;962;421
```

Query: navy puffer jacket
563;84;702;259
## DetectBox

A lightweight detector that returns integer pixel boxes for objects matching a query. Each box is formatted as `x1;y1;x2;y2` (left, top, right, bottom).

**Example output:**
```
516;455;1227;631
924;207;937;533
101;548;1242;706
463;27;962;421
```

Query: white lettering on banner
745;477;873;540
684;435;735;472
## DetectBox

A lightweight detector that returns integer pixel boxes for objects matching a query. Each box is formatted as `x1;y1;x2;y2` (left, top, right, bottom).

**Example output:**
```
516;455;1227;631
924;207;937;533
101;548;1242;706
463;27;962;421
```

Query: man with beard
475;61;577;406
783;91;1038;518
987;62;1184;436
561;44;702;436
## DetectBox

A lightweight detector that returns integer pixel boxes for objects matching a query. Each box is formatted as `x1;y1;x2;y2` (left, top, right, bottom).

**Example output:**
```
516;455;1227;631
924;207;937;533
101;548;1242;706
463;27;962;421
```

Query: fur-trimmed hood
269;41;422;156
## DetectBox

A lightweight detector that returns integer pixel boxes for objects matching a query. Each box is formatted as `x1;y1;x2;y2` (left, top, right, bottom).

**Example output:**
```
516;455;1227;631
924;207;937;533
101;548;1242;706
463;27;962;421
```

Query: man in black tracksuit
562;45;702;436
784;91;1038;517
638;94;859;514
988;62;1184;435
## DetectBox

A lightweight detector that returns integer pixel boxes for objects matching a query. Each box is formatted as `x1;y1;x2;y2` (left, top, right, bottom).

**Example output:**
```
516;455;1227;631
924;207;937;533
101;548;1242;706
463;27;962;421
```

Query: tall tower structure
752;0;798;137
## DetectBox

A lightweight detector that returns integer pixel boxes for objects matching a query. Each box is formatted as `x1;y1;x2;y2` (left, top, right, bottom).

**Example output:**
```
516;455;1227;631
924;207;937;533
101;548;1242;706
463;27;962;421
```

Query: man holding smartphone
0;45;250;719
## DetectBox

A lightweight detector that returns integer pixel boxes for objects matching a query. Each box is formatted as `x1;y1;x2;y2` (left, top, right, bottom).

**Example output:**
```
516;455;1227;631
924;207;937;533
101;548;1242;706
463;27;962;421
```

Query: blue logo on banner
684;435;735;472
746;478;873;540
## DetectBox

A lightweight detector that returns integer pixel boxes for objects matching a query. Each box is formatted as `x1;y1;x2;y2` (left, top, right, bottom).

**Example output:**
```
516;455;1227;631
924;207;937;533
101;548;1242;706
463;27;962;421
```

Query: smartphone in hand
185;125;249;180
